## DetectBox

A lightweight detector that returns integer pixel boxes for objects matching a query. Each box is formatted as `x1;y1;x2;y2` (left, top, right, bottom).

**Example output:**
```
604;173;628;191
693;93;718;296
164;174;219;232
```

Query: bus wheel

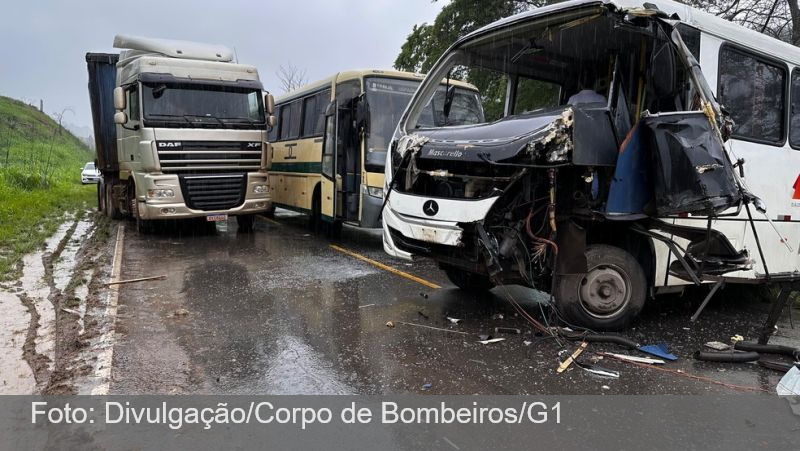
309;189;322;234
442;264;495;291
237;214;255;233
553;244;646;331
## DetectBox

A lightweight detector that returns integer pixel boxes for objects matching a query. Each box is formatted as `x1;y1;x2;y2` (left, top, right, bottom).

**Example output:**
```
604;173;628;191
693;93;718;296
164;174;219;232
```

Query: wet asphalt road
109;210;798;395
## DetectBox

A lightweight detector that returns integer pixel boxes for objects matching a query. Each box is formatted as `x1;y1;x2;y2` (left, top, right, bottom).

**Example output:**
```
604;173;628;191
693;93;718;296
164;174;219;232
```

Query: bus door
320;101;337;221
336;81;362;223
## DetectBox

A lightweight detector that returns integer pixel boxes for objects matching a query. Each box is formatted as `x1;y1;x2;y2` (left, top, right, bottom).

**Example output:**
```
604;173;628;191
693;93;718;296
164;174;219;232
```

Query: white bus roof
458;0;800;67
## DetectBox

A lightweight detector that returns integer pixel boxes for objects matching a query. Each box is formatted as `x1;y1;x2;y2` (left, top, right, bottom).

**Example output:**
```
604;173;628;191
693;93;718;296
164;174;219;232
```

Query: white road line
90;225;125;395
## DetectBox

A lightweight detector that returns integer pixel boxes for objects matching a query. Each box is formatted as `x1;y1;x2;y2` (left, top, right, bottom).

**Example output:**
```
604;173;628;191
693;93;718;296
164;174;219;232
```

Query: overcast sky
0;0;446;132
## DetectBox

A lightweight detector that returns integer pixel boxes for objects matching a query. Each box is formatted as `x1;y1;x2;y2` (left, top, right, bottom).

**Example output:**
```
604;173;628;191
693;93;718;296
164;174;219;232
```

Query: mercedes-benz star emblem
422;200;439;216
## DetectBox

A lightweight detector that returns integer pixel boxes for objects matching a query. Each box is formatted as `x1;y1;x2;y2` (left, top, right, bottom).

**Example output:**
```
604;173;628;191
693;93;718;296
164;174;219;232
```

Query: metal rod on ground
758;282;798;345
104;275;167;286
690;279;724;322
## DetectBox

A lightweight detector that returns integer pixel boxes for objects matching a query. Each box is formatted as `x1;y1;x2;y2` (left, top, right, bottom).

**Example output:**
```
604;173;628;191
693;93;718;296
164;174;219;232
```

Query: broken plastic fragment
704;341;731;351
477;338;506;345
446;317;462;324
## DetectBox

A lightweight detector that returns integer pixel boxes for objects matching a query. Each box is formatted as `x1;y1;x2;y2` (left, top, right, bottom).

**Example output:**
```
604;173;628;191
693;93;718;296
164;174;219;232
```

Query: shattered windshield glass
142;83;265;129
365;77;483;171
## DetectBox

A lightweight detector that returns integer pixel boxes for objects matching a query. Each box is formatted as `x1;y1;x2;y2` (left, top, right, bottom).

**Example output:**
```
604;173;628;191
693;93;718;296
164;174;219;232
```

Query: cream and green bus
267;69;483;233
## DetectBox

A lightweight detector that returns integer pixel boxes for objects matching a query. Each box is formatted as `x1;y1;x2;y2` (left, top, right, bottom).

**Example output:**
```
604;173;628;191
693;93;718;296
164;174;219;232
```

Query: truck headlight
147;189;174;198
253;184;268;194
366;186;383;199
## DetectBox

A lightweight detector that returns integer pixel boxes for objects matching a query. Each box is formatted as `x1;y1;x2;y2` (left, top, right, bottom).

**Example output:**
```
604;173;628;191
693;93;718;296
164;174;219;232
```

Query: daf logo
157;141;182;148
246;142;261;148
422;200;439;216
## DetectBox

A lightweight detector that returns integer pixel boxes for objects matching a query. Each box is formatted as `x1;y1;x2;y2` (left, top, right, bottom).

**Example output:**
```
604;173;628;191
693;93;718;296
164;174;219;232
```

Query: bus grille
157;141;262;172
179;174;247;211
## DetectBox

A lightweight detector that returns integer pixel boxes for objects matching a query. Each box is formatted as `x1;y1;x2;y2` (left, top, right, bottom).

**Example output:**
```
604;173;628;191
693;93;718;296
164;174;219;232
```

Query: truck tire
130;196;151;233
105;184;123;220
553;244;646;331
237;214;255;233
442;265;495;291
97;182;105;213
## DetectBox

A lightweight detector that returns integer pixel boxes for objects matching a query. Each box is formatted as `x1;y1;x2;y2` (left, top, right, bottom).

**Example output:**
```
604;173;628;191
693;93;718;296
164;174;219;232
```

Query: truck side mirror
114;87;127;111
267;115;277;127
265;93;275;115
114;111;128;125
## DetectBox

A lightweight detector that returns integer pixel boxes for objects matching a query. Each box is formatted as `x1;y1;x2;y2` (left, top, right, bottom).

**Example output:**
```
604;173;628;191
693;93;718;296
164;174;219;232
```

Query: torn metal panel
643;111;741;216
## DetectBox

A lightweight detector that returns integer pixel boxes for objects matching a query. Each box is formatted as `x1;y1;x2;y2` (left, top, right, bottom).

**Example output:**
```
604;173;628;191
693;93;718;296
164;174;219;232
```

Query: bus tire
309;187;322;234
442;265;495;291
237;214;255;233
553;244;646;331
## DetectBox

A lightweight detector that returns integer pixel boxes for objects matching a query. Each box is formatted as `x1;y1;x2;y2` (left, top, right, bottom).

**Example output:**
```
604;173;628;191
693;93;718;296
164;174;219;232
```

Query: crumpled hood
408;106;572;163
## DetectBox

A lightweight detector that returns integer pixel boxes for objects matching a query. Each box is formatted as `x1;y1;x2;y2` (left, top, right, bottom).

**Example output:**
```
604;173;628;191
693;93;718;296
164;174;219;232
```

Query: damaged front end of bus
382;0;758;329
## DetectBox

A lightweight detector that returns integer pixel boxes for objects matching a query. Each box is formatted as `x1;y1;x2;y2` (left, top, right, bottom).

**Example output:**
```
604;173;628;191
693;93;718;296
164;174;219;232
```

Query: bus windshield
364;77;483;172
142;82;265;129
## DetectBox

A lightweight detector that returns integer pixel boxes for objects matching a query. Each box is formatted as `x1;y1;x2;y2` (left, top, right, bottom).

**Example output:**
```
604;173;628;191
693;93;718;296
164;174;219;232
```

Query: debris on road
490;313;504;320
104;274;166;286
390;321;469;335
602;353;665;365
169;308;190;318
731;334;745;344
777;366;800;396
495;327;521;335
446;317;462;324
704;341;731;351
523;340;533;346
358;304;375;309
385;321;395;328
557;341;588;373
693;350;760;363
61;308;81;316
419;292;429;299
638;343;678;361
477;338;506;345
417;311;429;320
422;383;432;391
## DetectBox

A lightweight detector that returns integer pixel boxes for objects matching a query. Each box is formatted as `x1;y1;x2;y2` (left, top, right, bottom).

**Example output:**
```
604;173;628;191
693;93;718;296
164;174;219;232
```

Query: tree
683;1;799;45
276;63;308;93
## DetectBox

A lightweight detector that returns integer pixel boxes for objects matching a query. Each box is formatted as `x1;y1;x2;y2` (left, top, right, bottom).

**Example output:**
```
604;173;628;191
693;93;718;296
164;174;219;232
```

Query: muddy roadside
0;210;117;394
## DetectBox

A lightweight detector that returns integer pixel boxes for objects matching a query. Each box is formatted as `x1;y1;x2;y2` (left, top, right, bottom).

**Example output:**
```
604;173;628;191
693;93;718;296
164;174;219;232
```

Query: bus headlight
147;189;175;198
253;184;268;194
366;186;383;199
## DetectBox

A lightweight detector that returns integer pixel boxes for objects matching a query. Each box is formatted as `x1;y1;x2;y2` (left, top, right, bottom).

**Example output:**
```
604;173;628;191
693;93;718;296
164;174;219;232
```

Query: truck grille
157;141;262;172
179;174;247;211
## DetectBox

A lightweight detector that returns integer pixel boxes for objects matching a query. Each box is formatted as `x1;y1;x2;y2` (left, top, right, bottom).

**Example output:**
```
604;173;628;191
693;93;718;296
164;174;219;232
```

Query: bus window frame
716;42;789;147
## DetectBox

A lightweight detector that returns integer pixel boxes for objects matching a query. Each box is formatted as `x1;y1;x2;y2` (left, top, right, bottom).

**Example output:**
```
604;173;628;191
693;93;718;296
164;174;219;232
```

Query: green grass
0;96;95;280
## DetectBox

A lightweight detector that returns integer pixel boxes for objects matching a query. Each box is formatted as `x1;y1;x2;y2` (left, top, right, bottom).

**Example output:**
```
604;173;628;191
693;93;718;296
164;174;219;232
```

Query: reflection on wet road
110;211;796;395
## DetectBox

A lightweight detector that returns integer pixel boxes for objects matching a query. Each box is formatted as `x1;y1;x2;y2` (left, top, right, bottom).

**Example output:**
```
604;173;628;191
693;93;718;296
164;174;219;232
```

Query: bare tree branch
276;63;308;93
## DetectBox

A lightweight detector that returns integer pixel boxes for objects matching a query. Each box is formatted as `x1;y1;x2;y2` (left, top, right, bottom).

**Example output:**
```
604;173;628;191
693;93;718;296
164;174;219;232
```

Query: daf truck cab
86;35;275;232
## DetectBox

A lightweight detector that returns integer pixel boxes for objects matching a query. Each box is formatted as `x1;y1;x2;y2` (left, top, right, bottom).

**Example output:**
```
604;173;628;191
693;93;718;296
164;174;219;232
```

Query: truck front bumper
134;172;271;220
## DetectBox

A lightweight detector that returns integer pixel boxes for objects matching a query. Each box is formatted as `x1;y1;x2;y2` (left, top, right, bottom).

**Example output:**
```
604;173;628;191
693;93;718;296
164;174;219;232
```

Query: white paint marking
89;225;125;395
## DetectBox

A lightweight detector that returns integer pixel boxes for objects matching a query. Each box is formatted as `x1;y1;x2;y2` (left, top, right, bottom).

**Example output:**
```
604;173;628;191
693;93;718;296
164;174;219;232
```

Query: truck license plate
206;214;228;222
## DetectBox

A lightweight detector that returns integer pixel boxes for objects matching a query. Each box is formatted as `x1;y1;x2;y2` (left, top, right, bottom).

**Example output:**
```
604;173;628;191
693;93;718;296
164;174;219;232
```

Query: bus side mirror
114;111;128;125
265;93;275;115
356;95;370;136
324;100;336;116
114;87;126;111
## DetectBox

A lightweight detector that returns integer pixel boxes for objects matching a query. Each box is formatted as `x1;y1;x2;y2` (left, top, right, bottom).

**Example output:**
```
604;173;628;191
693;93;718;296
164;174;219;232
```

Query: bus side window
278;104;292;141
302;95;317;138
718;45;786;145
791;69;800;149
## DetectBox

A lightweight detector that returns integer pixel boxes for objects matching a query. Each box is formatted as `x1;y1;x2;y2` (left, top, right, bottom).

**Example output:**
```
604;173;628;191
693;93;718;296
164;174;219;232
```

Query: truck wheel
237;214;255;233
97;182;105;213
553;244;646;331
130;196;151;233
105;185;123;220
442;265;495;291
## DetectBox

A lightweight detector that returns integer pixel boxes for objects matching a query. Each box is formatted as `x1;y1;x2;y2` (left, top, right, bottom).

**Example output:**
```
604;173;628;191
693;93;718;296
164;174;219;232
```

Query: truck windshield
142;83;265;129
365;77;483;172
